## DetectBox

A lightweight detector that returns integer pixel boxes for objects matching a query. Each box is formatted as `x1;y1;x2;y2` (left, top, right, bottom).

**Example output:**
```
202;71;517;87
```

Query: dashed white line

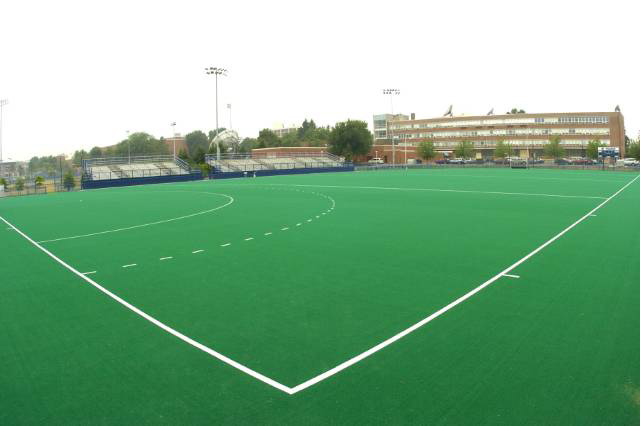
159;256;173;261
221;243;231;247
503;274;520;279
264;232;272;236
82;271;97;275
296;223;302;226
245;237;254;241
590;214;597;217
192;249;204;254
316;215;320;219
307;219;312;222
122;264;137;268
281;227;289;231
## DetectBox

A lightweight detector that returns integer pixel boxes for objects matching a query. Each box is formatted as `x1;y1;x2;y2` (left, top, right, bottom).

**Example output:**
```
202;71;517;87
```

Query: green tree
193;147;206;164
116;132;168;157
34;176;44;187
178;148;190;162
628;142;640;161
0;178;6;188
585;139;603;159
185;130;209;159
507;108;526;114
494;139;509;159
63;171;75;191
238;137;258;153
544;136;565;159
256;129;281;148
417;140;436;163
327;120;373;161
15;177;25;191
454;140;474;159
281;132;300;147
89;146;103;157
298;119;317;139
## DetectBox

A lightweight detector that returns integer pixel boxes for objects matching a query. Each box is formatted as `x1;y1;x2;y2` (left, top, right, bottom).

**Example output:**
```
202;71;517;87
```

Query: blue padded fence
82;172;203;189
210;165;354;180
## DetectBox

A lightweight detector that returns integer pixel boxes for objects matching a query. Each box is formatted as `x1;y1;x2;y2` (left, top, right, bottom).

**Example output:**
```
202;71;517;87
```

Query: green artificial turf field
1;168;639;424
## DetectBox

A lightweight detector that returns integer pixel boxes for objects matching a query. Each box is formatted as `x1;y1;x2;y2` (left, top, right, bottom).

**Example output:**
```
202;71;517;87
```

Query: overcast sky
1;0;638;161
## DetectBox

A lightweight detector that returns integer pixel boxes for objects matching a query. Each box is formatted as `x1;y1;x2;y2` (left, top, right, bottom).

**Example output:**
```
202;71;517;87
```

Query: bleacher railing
209;160;351;173
85;166;192;181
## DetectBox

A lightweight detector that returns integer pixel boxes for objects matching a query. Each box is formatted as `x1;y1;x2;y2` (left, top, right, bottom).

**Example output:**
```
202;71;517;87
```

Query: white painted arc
287;173;640;394
37;192;235;244
0;214;294;395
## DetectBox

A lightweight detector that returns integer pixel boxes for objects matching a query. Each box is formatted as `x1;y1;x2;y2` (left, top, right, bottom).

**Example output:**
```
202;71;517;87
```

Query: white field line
221;243;231;247
0;214;294;395
287;173;640;394
82;271;97;275
266;184;607;200
244;237;254;241
192;249;204;254
296;223;302;226
122;264;137;268
37;192;235;244
281;227;289;231
307;219;312;222
264;232;272;236
503;274;520;279
159;257;173;261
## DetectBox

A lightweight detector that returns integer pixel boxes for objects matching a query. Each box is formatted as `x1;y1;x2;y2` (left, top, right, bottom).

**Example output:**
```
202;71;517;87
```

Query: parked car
448;158;465;164
554;158;570;165
435;159;449;164
622;158;639;167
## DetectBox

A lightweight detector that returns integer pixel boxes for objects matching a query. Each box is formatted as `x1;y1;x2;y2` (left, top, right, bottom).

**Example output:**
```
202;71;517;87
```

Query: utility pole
170;122;177;158
383;89;400;164
205;67;228;161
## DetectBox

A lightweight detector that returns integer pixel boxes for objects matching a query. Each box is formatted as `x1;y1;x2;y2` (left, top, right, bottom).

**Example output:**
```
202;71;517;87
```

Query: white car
368;157;384;164
622;158;639;166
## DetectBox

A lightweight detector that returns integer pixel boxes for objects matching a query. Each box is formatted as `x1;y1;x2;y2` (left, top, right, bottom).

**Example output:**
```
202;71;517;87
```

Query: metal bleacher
83;155;193;181
206;152;346;173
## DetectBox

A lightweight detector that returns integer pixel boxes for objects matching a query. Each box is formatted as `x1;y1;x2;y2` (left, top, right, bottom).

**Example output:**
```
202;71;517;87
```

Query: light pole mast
126;130;130;163
383;89;400;164
170;122;177;158
0;99;8;163
205;67;228;161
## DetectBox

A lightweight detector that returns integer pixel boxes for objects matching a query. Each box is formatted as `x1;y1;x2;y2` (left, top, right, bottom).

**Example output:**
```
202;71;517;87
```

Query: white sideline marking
192;249;204;254
37;192;235;243
159;257;173;261
221;243;231;247
264;232;272;236
267;184;607;200
281;227;289;231
8;176;634;395
244;237;254;241
122;264;137;268
82;271;97;275
287;173;640;394
503;274;520;279
0;214;293;395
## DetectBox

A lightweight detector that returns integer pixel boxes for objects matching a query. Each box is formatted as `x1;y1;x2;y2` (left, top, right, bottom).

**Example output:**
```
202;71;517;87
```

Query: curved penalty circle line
1;214;294;395
37;191;235;244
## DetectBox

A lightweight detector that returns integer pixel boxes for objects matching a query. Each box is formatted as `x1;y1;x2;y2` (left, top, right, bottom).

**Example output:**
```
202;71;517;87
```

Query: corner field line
0;214;294;395
265;184;608;200
122;264;137;268
287;173;640;395
503;274;520;279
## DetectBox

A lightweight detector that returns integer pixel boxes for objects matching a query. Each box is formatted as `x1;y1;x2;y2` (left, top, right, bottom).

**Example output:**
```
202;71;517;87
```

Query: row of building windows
392;128;610;140
391;116;610;130
394;139;611;148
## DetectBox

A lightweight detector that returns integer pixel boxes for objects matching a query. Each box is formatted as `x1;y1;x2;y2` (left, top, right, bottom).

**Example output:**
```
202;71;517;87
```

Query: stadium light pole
227;103;232;130
170;122;177;159
0;99;8;163
383;89;400;165
205;67;228;161
126;130;131;164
